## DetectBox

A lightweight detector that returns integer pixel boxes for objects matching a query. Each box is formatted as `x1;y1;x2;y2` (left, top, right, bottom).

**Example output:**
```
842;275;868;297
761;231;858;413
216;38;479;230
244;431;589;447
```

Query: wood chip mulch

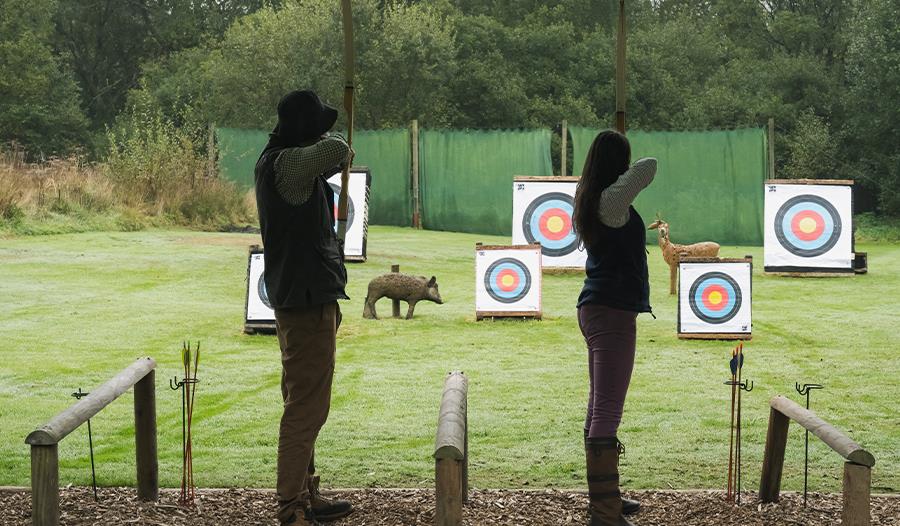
1;487;898;525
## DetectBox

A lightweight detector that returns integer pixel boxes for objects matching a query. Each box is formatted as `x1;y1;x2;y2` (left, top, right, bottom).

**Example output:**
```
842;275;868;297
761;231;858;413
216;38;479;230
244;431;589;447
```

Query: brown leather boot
308;475;353;522
586;428;640;516
285;507;321;526
585;437;635;526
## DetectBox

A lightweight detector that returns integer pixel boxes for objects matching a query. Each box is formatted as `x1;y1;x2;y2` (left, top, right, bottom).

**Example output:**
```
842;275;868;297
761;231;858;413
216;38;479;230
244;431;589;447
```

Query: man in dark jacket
255;90;353;526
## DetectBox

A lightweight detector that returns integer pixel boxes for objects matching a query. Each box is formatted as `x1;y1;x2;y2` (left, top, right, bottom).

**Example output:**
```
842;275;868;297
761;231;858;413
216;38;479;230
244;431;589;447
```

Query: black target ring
688;271;742;325
522;192;578;257
329;182;355;231
257;273;273;309
774;194;842;258
484;257;532;304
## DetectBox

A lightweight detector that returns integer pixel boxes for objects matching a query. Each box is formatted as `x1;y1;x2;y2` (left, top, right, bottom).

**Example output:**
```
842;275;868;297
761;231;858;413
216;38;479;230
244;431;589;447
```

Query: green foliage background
1;0;898;214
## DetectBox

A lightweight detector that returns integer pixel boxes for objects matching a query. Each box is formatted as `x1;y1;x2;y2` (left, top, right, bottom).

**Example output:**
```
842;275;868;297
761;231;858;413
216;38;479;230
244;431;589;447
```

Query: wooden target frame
244;244;276;335
327;167;371;263
763;179;864;276
511;176;585;273
475;243;543;321
678;257;752;341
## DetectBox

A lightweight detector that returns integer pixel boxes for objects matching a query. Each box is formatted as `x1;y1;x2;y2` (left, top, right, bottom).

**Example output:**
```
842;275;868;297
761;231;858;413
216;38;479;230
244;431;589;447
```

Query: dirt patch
1;487;898;525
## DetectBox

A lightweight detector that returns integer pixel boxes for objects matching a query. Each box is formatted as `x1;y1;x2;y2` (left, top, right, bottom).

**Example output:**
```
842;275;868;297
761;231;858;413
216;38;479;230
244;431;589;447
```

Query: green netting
571;127;767;245
419;129;553;235
216;127;412;226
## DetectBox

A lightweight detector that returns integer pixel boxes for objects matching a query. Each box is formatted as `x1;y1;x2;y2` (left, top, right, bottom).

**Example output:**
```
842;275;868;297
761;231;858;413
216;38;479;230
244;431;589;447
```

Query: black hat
274;90;338;143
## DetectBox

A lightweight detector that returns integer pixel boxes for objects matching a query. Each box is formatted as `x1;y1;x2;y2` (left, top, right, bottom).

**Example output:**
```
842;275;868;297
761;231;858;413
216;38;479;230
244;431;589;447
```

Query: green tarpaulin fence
418;129;553;235
571;127;767;245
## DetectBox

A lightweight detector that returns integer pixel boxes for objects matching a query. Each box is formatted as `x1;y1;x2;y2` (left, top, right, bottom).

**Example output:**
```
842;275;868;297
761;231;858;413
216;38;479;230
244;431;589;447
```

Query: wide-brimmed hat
274;90;338;143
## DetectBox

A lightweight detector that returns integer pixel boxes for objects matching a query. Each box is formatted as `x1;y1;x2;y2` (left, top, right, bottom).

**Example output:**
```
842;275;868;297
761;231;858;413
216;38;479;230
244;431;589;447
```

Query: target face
774;195;841;257
679;261;751;335
522;192;577;257
688;272;742;324
246;252;275;322
764;183;853;271
327;170;371;259
484;258;532;303
475;245;542;314
513;180;586;268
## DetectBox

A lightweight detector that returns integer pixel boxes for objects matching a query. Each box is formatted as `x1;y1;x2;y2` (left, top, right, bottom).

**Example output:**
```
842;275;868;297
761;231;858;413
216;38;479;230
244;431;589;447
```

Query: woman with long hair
573;130;656;526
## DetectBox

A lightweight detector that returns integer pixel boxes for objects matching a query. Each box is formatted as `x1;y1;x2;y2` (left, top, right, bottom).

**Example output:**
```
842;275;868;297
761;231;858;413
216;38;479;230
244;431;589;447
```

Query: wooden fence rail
760;395;875;526
25;358;158;526
434;371;468;526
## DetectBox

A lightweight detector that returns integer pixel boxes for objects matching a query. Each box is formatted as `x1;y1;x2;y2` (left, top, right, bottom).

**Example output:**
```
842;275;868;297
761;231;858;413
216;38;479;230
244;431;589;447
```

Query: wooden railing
25;358;158;526
760;395;875;526
434;371;468;526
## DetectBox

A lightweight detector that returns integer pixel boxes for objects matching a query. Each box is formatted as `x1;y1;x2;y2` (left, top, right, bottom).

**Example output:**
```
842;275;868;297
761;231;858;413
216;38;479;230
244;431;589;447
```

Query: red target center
790;210;825;241
538;208;572;241
495;269;520;292
702;285;729;311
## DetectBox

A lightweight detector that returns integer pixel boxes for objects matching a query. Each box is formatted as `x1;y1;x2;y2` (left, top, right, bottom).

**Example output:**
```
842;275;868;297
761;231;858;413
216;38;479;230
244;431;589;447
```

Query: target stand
244;245;276;334
512;176;585;273
475;243;543;321
678;257;752;341
327;167;371;263
764;179;865;276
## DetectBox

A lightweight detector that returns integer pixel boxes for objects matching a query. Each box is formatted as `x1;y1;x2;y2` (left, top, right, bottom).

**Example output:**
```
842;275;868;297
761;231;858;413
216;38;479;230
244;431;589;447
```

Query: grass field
1;226;897;494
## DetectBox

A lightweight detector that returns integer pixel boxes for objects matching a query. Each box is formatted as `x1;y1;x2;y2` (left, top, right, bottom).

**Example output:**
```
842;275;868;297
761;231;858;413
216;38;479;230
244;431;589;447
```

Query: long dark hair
573;130;631;248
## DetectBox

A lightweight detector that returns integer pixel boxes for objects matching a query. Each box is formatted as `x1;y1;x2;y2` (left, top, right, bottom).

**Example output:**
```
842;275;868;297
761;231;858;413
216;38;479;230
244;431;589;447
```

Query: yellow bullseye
798;216;818;234
546;216;565;233
708;290;723;305
501;275;515;287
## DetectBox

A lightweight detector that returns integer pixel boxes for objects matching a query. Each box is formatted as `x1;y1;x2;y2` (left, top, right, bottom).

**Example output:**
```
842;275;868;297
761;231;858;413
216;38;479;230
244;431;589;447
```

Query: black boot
584;430;639;516
585;437;635;526
308;475;353;522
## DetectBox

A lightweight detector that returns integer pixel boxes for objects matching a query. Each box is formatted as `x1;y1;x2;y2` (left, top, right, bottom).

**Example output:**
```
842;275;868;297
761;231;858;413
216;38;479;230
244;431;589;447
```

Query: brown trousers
274;302;341;525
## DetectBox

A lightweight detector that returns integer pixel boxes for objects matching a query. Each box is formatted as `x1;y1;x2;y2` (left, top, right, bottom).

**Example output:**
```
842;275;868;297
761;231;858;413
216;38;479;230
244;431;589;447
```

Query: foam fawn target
522;192;578;257
484;257;532;304
774;194;842;258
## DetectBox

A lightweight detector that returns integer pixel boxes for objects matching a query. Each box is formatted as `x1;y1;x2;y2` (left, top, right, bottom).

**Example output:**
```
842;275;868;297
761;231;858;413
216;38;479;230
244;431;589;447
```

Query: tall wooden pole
560;119;568;177
411;119;421;228
615;0;627;134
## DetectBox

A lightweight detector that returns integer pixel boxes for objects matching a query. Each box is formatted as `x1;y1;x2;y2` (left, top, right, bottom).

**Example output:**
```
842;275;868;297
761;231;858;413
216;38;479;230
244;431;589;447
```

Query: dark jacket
577;206;652;313
254;145;348;310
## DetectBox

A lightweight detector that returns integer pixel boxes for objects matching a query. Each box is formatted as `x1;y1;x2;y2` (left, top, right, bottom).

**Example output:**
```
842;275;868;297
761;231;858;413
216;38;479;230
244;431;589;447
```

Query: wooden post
411;119;421;229
31;444;59;526
207;122;217;179
615;0;626;134
391;264;401;318
560;119;568;177
759;406;790;502
435;459;463;526
767;118;775;179
134;369;158;501
842;463;871;526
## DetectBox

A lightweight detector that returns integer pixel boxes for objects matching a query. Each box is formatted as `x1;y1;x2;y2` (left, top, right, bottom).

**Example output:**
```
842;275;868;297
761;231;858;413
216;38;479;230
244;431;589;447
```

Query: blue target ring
329;182;354;233
484;257;532;304
522;192;578;257
774;194;841;257
688;272;742;325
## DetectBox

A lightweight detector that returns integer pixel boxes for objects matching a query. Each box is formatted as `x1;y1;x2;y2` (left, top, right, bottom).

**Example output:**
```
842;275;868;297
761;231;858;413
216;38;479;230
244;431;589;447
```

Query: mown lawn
1;226;897;493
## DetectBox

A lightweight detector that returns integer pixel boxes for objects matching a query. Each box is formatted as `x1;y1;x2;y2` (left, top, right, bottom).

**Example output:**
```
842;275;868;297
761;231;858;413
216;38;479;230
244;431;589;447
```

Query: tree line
1;0;897;214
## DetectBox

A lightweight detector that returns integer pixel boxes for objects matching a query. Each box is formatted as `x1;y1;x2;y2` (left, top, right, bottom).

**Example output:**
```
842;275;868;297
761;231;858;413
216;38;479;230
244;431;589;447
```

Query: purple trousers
578;304;638;438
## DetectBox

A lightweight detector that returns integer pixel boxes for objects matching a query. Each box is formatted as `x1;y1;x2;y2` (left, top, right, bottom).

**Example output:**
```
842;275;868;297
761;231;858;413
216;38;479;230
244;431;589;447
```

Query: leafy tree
0;0;88;157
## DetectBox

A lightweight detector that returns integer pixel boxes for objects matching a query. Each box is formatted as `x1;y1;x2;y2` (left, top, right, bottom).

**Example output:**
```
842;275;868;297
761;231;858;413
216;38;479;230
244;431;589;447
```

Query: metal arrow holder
795;382;824;506
724;378;753;504
169;341;200;506
71;388;99;502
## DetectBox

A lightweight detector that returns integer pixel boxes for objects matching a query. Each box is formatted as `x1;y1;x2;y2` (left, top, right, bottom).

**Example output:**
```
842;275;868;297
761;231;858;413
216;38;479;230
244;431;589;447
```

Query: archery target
475;246;542;314
764;183;852;270
246;251;275;322
679;262;751;335
327;169;370;259
512;180;586;268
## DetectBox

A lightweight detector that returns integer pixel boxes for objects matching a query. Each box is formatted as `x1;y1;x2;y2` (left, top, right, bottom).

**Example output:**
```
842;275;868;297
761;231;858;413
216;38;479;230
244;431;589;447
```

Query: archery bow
337;0;354;242
615;0;626;134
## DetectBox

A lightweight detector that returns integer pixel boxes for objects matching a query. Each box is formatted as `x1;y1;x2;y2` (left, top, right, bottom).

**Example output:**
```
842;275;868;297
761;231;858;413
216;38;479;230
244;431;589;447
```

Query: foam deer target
648;214;721;295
